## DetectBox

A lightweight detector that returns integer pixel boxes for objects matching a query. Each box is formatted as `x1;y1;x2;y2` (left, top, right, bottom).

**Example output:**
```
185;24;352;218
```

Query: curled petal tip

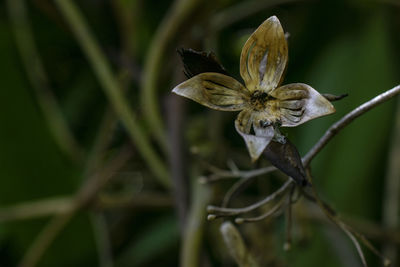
269;15;279;22
171;87;178;94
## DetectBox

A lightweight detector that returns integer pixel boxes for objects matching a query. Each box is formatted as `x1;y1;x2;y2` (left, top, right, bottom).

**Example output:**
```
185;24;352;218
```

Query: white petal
272;83;335;127
235;119;274;162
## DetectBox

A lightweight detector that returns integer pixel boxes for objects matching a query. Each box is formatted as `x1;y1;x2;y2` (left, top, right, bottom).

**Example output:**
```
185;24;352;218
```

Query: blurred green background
0;0;399;266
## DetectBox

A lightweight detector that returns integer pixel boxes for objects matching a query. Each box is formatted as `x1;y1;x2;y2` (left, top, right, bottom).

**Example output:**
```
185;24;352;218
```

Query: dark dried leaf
322;93;349;102
263;139;308;186
177;48;230;78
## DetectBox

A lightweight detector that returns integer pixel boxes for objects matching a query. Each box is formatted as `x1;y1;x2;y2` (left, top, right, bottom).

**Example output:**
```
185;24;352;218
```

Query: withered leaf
177;48;230;78
263;139;308;186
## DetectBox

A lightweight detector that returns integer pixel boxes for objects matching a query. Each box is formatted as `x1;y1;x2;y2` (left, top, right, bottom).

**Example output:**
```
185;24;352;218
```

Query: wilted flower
172;16;335;161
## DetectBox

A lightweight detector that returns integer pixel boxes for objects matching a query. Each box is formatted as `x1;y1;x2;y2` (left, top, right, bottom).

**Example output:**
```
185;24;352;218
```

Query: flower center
250;90;276;110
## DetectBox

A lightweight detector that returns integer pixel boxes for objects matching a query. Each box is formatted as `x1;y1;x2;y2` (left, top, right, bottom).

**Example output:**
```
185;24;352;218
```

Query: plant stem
303;85;400;166
141;0;202;151
54;0;170;188
91;212;114;267
180;176;211;267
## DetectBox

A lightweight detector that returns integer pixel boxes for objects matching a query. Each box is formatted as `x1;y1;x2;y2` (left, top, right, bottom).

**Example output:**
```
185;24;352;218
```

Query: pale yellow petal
172;72;249;111
240;16;288;92
236;108;253;134
273;83;335;127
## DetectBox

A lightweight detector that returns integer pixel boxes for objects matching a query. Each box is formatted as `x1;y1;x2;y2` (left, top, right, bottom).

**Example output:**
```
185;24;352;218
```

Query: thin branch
19;211;75;267
338;223;368;267
234;193;286;224
305;169;391;267
53;0;170;188
303;85;400;166
204;164;276;182
207;179;293;217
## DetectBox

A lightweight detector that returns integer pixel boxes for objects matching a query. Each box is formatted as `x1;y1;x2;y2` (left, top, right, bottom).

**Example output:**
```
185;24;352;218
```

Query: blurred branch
382;96;400;265
53;0;170;188
0;192;172;223
180;177;212;267
167;94;189;228
303;84;400;166
19;148;132;267
141;0;202;151
0;197;71;223
220;221;259;267
111;0;141;58
91;212;114;267
7;0;83;161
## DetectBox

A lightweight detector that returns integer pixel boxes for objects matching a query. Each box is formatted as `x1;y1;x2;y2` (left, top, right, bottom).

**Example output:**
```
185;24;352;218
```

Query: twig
338;223;368;267
201;164;276;183
207;179;293;217
235;193;287;224
221;166;276;207
305;169;391;267
303;85;400;166
53;0;170;188
141;0;202;151
7;0;83;161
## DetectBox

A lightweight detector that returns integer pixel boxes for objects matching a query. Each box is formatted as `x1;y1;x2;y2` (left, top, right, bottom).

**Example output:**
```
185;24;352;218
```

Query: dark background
0;0;399;266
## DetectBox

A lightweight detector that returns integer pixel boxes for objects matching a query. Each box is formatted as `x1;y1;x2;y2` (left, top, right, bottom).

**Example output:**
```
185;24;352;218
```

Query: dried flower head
172;16;335;161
